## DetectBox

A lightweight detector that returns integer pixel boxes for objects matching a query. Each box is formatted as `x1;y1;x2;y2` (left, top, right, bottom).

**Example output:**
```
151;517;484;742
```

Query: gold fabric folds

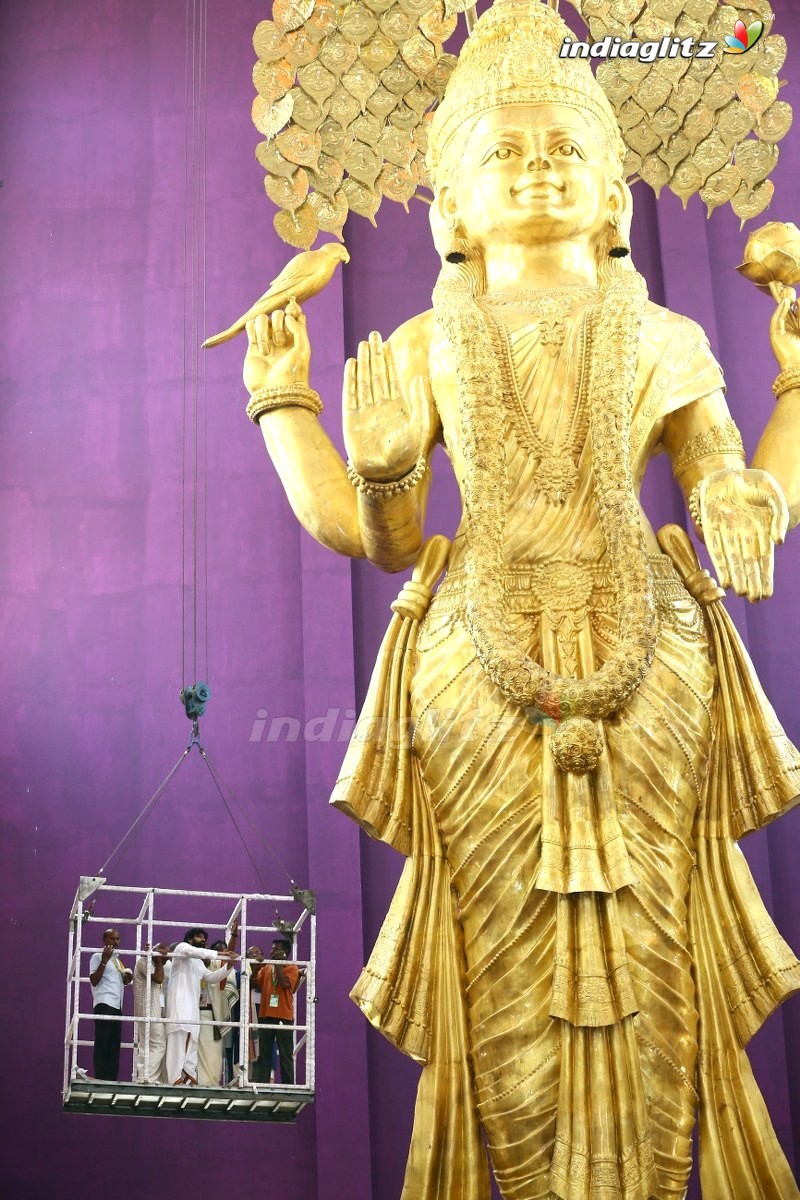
550;892;638;1028
331;535;493;1200
334;521;800;1199
660;525;800;1200
550;1020;658;1200
538;614;637;897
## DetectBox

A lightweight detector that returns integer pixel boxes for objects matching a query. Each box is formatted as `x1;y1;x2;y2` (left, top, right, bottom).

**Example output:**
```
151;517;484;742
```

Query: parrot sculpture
202;243;350;348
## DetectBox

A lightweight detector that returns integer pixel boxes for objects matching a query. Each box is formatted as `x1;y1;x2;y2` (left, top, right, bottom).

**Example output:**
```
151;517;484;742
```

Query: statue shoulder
631;301;726;456
639;301;712;372
386;309;435;382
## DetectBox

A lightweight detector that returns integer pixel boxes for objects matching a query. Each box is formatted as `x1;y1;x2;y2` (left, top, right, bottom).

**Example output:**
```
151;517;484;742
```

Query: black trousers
93;1003;122;1080
257;1015;294;1084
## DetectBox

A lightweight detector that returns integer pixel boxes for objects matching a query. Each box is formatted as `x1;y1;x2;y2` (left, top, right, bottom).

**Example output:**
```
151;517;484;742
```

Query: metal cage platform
64;1080;313;1122
64;878;316;1123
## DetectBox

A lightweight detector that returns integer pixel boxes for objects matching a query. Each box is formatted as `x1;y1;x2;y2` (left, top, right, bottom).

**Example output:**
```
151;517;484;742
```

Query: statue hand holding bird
209;243;348;396
203;242;349;349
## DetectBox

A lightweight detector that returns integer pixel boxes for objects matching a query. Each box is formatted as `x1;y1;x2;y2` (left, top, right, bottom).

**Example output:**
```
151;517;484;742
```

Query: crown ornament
428;0;625;187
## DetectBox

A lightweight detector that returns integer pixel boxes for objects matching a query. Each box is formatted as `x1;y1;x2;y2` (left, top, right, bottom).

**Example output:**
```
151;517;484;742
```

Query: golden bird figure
202;243;350;349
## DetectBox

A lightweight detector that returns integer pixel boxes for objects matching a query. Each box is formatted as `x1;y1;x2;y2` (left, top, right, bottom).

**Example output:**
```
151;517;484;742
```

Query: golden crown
428;0;625;188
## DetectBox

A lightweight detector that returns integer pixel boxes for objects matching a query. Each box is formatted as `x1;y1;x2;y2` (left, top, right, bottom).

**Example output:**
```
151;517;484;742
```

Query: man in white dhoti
165;924;237;1086
133;942;170;1083
197;940;238;1087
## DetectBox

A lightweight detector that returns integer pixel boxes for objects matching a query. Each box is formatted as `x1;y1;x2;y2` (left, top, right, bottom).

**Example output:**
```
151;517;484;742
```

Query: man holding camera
254;938;302;1085
88;928;133;1080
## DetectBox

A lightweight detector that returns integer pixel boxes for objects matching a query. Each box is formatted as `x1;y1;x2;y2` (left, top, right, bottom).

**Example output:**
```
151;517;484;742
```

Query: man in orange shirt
255;937;300;1085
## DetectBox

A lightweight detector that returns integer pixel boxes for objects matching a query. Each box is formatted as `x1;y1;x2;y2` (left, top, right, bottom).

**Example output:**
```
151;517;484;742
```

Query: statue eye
493;147;515;160
554;142;581;158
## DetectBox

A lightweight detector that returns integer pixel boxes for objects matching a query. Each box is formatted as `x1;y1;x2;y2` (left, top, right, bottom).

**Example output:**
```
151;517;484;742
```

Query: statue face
447;103;616;251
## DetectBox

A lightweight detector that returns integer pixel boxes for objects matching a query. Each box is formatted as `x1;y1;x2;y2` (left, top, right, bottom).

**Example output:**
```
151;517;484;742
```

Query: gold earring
608;211;630;258
444;218;472;264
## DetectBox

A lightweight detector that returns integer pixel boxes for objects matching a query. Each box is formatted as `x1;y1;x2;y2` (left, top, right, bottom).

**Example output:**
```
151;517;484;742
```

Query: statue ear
607;179;632;259
430;187;456;259
430;187;471;264
606;177;626;219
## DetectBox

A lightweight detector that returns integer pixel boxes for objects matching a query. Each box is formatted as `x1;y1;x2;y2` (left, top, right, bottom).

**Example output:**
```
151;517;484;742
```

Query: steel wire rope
97;750;191;878
202;0;210;684
199;748;296;888
99;0;303;898
191;0;200;685
198;748;275;894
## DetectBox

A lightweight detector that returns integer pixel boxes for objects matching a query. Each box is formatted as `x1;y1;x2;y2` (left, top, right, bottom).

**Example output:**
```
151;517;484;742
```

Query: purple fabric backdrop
1;2;799;1197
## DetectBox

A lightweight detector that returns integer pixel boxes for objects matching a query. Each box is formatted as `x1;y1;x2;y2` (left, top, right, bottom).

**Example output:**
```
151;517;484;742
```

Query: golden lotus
737;219;800;293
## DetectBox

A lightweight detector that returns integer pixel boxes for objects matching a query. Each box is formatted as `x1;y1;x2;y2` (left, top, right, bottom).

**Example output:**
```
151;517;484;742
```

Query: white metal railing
64;879;315;1102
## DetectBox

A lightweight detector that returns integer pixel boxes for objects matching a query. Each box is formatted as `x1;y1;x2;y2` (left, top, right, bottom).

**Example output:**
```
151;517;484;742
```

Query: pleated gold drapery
333;526;800;1198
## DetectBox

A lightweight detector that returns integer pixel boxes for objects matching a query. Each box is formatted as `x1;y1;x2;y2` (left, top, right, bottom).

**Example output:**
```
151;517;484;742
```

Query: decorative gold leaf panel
253;19;294;61
273;0;315;35
265;165;310;210
256;139;298;176
570;0;791;220
253;58;295;102
252;92;294;139
254;1;793;245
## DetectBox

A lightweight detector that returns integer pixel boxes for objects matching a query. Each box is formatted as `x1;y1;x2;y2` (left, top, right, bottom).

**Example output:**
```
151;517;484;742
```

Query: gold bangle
246;384;322;423
772;367;800;400
346;456;428;498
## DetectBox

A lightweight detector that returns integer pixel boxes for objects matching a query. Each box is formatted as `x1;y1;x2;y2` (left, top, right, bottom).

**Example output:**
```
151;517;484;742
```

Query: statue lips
510;179;564;203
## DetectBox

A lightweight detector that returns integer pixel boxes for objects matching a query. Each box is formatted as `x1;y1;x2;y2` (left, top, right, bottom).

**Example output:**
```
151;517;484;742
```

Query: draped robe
332;290;800;1200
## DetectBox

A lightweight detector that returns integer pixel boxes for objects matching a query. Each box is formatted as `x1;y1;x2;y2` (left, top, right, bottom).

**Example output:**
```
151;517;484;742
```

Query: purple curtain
1;2;798;1196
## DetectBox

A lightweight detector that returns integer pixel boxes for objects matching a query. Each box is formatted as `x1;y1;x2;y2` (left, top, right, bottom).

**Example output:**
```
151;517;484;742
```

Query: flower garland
431;266;657;742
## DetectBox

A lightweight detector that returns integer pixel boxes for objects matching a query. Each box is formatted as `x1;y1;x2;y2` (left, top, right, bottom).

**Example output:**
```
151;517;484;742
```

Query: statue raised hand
343;332;432;483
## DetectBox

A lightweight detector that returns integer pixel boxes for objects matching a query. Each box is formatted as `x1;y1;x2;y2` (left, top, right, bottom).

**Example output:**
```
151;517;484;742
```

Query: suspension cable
202;0;210;683
100;0;303;896
98;750;190;878
199;748;295;886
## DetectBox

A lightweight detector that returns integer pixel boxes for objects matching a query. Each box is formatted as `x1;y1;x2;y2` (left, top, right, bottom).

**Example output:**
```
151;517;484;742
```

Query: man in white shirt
165;923;238;1086
88;928;133;1080
133;942;171;1084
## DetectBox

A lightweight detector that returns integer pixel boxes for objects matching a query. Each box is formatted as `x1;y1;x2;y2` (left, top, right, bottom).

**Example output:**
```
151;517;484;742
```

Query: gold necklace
484;302;592;504
482;286;596;352
432;266;657;773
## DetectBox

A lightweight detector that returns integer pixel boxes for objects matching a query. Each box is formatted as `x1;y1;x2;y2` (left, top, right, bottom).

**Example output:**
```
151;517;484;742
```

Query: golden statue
236;2;800;1195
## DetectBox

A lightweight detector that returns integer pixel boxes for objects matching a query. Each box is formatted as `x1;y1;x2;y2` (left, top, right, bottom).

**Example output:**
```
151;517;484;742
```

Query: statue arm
244;304;440;568
660;389;746;501
751;287;800;530
245;302;364;558
257;408;365;558
751;393;800;529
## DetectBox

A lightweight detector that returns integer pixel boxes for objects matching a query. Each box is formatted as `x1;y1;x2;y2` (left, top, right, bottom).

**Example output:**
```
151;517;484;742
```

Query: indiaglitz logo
560;11;765;63
724;18;764;54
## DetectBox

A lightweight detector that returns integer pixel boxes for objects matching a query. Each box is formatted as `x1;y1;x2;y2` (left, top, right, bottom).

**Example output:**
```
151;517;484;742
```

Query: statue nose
526;153;552;171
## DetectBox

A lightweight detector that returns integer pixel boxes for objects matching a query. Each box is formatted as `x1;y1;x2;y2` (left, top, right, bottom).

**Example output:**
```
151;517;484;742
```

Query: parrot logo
724;17;764;54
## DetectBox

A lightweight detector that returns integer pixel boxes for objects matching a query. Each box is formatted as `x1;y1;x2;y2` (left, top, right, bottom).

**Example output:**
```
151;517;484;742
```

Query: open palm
343;332;431;482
